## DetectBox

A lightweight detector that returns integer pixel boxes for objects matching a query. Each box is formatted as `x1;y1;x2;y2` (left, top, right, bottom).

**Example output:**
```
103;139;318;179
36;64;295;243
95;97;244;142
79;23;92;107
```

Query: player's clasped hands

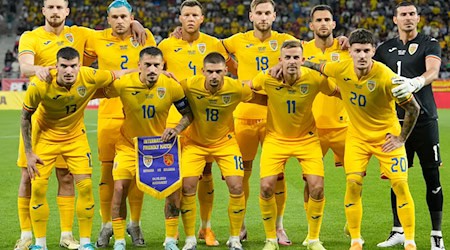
382;133;404;152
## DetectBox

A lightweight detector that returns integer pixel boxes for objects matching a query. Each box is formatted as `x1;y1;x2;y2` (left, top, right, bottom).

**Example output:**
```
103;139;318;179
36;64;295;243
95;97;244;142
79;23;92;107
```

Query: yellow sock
76;179;94;238
197;175;213;228
392;179;415;241
275;176;287;225
165;218;179;238
307;197;325;240
112;218;126;240
259;195;277;239
57;196;75;232
30;179;49;238
181;194;197;237
229;193;245;236
99;162;114;224
18;197;32;232
128;179;144;223
344;174;363;239
243;170;251;205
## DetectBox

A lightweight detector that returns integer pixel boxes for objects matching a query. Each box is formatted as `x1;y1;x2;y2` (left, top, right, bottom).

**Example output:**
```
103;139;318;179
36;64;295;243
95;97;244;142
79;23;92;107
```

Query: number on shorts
234;155;244;170
391;157;407;173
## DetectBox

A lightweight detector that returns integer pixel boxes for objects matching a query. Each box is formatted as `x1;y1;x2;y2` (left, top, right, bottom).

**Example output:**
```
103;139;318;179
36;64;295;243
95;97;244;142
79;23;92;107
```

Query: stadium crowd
6;0;449;78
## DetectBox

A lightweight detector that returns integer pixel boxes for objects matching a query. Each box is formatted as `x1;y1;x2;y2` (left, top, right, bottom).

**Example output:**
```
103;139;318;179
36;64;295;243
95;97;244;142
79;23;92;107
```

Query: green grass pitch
0;109;449;249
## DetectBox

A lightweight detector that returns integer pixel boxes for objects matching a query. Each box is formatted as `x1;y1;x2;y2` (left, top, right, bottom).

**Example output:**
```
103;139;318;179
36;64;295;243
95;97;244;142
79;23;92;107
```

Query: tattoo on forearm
21;109;33;154
400;99;420;141
175;107;193;133
303;61;323;72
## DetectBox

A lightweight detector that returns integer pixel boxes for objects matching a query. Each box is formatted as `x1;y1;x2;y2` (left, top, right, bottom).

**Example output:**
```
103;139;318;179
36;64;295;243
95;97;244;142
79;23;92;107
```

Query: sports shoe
96;226;113;248
262;240;279;250
344;222;351;237
60;236;80;249
404;244;416;250
302;235;324;247
28;246;45;250
377;231;405;247
165;240;179;250
431;235;445;250
349;242;363;250
276;228;292;246
308;241;326;250
197;228;219;246
181;241;197;250
239;227;247;242
226;238;244;250
127;224;146;247
78;243;96;250
14;238;32;250
113;241;126;250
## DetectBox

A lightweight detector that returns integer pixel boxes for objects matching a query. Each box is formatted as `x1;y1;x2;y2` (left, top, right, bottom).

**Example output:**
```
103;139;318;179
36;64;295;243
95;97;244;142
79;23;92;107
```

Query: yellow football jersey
252;69;336;139
18;26;94;66
85;28;156;119
158;32;229;124
105;73;185;143
322;59;411;142
23;67;115;143
181;75;253;146
303;39;351;129
222;30;297;119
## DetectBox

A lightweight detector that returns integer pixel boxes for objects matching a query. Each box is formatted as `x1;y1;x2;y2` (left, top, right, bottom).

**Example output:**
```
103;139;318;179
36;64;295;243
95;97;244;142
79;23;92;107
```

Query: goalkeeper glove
392;76;425;99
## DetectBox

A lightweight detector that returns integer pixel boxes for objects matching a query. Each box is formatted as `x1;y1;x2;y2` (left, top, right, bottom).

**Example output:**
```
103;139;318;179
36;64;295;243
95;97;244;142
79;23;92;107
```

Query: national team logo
198;43;206;54
77;86;86;97
65;33;74;43
143;155;153;168
300;84;309;94
157;87;166;99
408;43;418;55
367;80;376;92
269;40;278;51
130;37;139;48
331;53;340;62
222;95;231;104
163;154;174;166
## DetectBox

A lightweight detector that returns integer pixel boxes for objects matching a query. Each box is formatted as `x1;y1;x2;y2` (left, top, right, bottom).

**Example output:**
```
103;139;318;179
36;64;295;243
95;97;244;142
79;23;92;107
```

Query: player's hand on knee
162;128;178;142
26;153;43;179
381;133;404;152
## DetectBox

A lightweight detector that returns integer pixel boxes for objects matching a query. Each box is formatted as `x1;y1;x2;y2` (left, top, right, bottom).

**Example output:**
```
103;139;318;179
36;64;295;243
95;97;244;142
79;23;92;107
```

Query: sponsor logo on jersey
269;40;278;51
222;95;231;104
143;155;153;168
130;37;139;48
331;53;340;62
300;84;309;94
198;43;206;54
157;87;166;99
408;43;418;55
77;86;87;97
65;33;74;43
163;154;174;166
367;80;376;92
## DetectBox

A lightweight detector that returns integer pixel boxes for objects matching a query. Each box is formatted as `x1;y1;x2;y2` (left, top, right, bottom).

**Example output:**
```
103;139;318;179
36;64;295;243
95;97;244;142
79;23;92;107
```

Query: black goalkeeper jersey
374;33;441;124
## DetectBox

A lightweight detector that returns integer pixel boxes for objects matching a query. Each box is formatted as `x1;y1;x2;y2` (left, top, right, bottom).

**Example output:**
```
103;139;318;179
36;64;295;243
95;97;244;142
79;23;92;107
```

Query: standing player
222;0;297;243
374;2;444;249
22;47;122;250
302;5;351;245
253;40;337;250
102;46;193;250
158;0;233;246
304;28;420;250
83;0;156;247
179;52;261;250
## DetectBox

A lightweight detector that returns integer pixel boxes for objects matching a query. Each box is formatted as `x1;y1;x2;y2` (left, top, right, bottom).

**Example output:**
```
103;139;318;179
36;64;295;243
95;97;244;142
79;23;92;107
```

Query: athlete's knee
182;177;198;195
346;174;363;197
31;179;49;198
391;179;410;197
260;177;276;198
422;167;441;188
227;179;243;195
308;183;324;200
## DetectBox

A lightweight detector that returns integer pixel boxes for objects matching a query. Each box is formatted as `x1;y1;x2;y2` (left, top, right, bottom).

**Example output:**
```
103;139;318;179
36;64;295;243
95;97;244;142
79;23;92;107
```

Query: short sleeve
322;61;338;78
84;68;115;88
241;83;253;102
251;71;267;91
145;29;157;47
18;31;36;57
84;31;101;59
215;39;229;61
425;38;442;59
317;73;336;96
222;33;239;54
170;79;186;103
23;78;43;111
104;79;121;98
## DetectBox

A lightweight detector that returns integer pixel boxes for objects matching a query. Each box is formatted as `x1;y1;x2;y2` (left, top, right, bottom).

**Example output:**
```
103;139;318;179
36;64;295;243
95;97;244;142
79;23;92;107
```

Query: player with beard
83;1;156;247
374;2;444;249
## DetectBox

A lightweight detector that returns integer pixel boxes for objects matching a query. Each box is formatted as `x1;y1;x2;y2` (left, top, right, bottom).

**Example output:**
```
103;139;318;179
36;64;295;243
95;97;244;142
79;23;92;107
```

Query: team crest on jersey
269;40;278;51
367;80;376;92
65;33;74;43
408;43;418;55
163;154;174;166
143;155;153;168
300;84;309;94
198;43;206;54
222;95;231;104
130;37;139;48
157;87;166;99
331;53;340;62
77;86;87;97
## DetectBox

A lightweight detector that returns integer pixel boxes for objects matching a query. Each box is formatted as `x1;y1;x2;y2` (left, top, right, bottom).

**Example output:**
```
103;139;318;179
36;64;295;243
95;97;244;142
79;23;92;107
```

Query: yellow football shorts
235;118;266;161
33;135;92;179
317;127;347;167
17;130;66;168
260;134;324;178
97;118;123;162
344;135;409;181
181;136;244;178
112;136;136;180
